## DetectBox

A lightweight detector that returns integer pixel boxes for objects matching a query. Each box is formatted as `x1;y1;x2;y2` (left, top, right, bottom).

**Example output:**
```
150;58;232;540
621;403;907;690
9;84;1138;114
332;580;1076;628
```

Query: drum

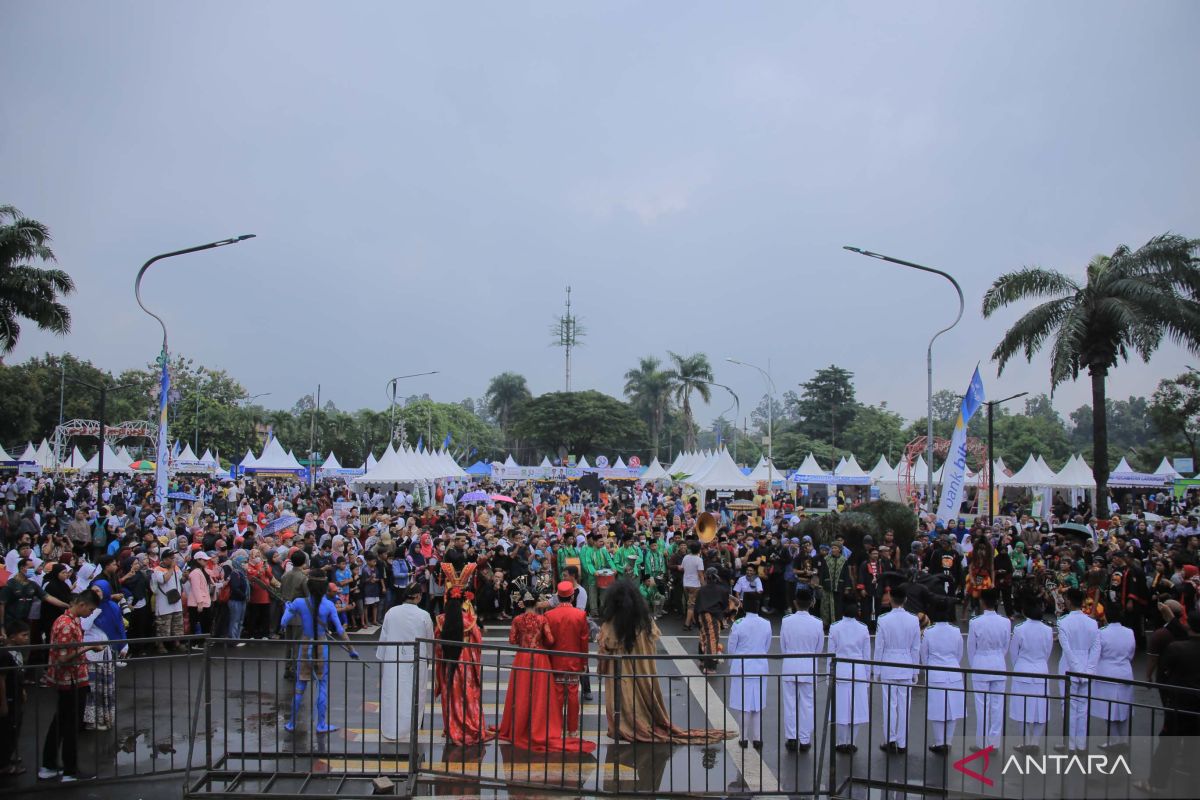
596;569;616;589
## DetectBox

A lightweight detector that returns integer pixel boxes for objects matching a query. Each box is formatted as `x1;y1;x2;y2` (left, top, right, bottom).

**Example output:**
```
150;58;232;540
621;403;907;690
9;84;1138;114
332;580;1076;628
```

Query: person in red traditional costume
497;591;596;752
433;588;495;745
543;580;591;736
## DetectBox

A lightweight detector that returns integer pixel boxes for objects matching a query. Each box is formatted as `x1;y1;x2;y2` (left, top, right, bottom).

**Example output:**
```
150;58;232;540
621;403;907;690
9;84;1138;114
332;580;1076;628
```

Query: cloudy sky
4;1;1198;428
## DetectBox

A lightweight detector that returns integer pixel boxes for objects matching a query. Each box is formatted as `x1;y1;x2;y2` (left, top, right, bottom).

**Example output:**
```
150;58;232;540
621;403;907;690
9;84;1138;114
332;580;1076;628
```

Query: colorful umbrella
129;460;155;472
490;494;516;504
167;491;198;501
261;514;301;537
459;490;490;504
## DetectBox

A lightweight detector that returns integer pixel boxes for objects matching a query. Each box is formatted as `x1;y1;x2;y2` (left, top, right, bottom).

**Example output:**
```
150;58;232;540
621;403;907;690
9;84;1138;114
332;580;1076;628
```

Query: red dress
497;612;596;753
434;609;495;745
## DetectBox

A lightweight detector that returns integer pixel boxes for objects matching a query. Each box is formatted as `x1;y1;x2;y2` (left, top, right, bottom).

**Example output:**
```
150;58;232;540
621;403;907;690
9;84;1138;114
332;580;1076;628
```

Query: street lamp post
385;371;440;444
983;391;1028;524
696;380;740;462
135;235;255;504
843;247;964;512
727;358;776;485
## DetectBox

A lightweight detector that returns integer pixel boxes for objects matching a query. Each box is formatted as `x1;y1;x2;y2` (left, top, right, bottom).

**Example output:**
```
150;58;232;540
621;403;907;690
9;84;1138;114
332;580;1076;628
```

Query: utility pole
309;384;320;489
553;286;584;392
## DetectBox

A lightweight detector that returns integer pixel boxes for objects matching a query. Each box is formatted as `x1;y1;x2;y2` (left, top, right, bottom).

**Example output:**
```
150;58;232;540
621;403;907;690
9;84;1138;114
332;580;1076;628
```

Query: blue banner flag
416;436;423;452
442;432;452;449
154;354;170;505
936;367;986;523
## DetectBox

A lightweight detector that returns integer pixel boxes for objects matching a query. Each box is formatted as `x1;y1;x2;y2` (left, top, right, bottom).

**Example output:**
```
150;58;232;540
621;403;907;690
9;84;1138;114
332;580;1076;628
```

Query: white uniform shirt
1009;619;1053;675
874;606;921;683
780;609;825;683
967;610;1012;678
1056;610;1099;678
920;621;965;685
827;616;872;680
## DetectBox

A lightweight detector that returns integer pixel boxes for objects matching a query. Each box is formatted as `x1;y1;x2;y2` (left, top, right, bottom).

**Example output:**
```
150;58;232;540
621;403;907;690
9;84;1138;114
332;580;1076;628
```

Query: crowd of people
0;467;1199;787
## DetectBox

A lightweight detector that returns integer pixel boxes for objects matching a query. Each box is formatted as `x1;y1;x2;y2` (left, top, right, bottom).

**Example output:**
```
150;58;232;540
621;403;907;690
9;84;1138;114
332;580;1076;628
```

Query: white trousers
739;710;761;742
1067;695;1089;751
783;680;814;744
1019;721;1045;746
973;679;1006;748
881;684;911;748
931;720;957;746
836;723;862;745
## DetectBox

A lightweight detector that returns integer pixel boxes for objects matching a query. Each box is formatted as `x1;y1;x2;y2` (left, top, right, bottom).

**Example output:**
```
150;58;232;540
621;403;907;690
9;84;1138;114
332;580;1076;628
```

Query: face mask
25;569;36;579
150;547;159;555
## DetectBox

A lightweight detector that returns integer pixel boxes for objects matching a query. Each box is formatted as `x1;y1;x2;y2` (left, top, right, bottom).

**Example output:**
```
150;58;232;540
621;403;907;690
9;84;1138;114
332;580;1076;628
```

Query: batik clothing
597;621;735;744
497;612;595;752
433;610;495;745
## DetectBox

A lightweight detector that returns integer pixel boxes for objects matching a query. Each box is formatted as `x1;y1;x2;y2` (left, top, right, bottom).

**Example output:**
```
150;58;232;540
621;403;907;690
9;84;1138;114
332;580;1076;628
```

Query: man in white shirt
1055;587;1099;754
680;541;705;629
967;588;1011;751
874;585;921;753
780;586;825;752
828;600;871;752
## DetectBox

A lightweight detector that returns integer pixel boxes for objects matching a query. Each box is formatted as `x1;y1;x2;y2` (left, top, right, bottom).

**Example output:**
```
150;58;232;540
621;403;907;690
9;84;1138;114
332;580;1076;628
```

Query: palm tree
623;356;673;458
485;372;532;448
0;205;75;354
666;351;713;450
982;233;1200;503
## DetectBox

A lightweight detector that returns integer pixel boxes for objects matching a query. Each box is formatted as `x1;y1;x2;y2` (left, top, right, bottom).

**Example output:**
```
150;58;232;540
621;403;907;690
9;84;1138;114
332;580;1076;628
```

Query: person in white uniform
828;599;871;753
780;586;825;752
920;598;965;754
376;584;434;742
726;593;773;750
874;585;921;753
1008;598;1054;755
1055;587;1100;754
967;588;1011;751
1087;613;1136;750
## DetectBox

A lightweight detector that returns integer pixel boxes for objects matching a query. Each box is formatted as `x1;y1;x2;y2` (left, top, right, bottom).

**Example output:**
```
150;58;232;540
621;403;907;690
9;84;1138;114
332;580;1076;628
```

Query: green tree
623;356;673;458
665;352;713;450
792;365;858;451
485;372;532;448
841;403;908;464
1150;371;1200;465
513;390;646;457
983;233;1200;501
0;206;75;354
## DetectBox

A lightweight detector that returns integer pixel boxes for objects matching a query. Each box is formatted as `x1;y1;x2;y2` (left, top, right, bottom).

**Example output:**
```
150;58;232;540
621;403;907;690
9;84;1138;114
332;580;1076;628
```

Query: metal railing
0;634;206;792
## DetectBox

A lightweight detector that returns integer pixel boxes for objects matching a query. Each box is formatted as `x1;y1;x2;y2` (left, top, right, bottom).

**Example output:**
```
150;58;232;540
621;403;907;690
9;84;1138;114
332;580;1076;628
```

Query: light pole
241;392;272;405
983;391;1028;524
135;235;256;504
727;358;776;485
696;380;740;462
385;371;440;444
843;246;964;512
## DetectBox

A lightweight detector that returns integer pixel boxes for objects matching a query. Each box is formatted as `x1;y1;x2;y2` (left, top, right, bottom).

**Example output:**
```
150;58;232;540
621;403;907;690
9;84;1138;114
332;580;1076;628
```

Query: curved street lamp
134;235;256;503
727;358;777;484
843;246;964;510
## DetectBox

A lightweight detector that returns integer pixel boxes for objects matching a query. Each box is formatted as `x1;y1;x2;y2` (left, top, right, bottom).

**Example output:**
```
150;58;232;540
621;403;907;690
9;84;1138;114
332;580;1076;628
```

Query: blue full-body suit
280;594;345;733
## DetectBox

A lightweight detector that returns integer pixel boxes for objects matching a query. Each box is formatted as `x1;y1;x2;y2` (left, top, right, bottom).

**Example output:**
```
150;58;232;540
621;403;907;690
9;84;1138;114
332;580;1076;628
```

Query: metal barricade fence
180;637;1200;799
0;634;206;793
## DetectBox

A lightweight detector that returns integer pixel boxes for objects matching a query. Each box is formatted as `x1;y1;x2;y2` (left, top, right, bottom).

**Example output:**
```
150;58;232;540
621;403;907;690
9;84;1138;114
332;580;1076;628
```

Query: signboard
567;454;577;467
628;456;641;468
1175;457;1194;475
595;455;609;468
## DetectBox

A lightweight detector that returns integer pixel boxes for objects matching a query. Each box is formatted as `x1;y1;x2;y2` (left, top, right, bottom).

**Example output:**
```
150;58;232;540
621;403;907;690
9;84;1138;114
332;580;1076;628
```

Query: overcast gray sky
3;1;1198;428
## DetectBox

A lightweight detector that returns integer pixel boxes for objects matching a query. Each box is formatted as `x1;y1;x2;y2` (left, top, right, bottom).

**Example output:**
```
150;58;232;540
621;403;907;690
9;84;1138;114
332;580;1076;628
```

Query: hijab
91;578;127;642
419;532;434;560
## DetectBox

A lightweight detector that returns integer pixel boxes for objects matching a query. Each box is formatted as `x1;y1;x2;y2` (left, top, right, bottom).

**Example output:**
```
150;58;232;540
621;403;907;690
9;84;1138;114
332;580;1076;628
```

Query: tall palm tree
982;233;1200;503
666;351;713;450
0;205;74;354
623;356;673;458
486;372;532;448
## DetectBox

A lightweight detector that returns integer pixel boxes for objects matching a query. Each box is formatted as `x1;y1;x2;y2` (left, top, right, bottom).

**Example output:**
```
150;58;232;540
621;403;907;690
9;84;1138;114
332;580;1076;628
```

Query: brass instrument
695;511;718;544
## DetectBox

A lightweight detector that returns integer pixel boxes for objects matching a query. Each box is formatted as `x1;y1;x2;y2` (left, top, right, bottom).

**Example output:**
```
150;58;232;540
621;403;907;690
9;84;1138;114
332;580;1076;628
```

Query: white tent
1052;454;1096;489
664;452;686;474
868;455;897;483
1110;457;1169;488
117;447;135;465
366;452;379;470
175;443;212;474
247;438;304;473
613;456;627;470
748;456;785;484
177;444;200;463
793;453;826;478
503;455;519;469
640;457;667;481
320;452;343;471
353;443;445;486
835;455;868;478
539;455;553;468
577;455;592;470
17;442;37;462
67;446;88;469
240;448;258;470
0;444;13;462
1005;454;1057;487
686;448;756;492
81;443;132;474
35;439;56;470
833;456;847;474
1153;457;1183;480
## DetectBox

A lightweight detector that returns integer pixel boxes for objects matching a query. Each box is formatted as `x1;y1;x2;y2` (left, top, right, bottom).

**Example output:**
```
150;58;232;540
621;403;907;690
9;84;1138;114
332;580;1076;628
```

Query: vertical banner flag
442;432;452;450
154;353;170;505
936;367;985;523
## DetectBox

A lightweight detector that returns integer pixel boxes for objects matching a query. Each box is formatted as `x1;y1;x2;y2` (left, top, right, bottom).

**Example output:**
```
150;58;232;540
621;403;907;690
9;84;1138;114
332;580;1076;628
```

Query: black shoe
895;746;907;754
797;741;811;752
880;741;896;753
752;740;762;751
929;744;949;755
1053;743;1071;754
583;692;594;701
738;740;748;748
785;739;797;753
969;745;983;753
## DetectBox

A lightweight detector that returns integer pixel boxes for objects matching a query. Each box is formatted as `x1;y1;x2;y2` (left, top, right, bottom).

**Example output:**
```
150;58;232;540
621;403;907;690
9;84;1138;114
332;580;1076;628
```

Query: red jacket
543;604;589;673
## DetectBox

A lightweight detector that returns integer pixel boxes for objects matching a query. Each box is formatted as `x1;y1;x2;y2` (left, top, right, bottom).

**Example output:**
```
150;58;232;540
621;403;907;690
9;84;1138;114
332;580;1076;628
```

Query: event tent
81;443;132;474
577;456;591;470
1051;454;1096;489
465;460;491;476
747;456;786;484
792;453;826;479
1109;457;1168;488
35;440;56;470
835;455;868;478
0;444;13;462
1004;454;1057;487
639;457;667;481
1153;457;1183;481
868;456;897;483
539;456;553;468
685;447;756;492
17;442;37;463
245;438;305;474
175;443;212;474
240;448;258;470
66;446;87;469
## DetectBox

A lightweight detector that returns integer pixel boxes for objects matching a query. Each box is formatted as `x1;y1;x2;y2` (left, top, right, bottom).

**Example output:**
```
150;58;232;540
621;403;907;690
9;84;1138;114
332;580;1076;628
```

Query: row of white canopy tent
351;443;468;487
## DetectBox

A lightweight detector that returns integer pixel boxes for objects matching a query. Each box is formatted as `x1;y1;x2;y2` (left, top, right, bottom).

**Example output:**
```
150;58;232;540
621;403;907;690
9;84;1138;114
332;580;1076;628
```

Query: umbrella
261;514;301;537
167;491;198;502
490;494;516;504
459;490;490;504
1052;522;1095;542
129;460;155;472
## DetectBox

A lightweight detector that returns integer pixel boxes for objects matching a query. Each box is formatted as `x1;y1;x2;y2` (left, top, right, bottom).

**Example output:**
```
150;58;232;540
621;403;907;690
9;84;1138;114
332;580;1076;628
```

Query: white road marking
660;635;779;794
